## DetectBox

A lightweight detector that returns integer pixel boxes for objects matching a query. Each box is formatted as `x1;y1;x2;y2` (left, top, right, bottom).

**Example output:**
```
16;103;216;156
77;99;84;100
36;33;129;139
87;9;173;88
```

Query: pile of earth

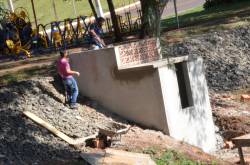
210;91;250;140
0;77;128;164
163;26;250;91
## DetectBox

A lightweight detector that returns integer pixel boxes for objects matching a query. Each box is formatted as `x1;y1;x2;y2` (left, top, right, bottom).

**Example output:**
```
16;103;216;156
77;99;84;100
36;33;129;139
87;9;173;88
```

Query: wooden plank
232;140;250;147
23;111;97;146
232;134;250;147
81;149;156;165
233;134;250;140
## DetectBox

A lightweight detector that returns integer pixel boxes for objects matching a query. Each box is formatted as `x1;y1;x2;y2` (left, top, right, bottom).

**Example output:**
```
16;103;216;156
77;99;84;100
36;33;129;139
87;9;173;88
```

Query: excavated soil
210;90;250;163
0;76;232;164
0;77;129;164
1;76;248;164
163;26;250;91
0;26;250;164
211;91;250;140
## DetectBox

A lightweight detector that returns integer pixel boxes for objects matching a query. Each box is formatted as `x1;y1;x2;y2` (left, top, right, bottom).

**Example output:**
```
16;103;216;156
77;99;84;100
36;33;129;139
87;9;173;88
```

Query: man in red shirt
57;50;80;109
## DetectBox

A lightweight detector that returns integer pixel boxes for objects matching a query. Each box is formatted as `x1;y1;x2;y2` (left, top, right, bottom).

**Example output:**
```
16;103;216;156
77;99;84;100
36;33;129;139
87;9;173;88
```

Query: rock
224;141;234;149
240;94;250;102
0;78;127;164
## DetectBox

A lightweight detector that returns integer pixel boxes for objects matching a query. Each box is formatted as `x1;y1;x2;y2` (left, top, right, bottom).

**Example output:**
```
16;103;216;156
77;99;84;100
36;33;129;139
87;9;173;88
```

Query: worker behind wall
88;17;106;50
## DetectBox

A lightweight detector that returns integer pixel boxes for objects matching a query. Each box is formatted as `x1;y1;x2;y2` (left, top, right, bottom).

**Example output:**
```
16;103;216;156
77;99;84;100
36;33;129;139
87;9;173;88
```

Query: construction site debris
241;94;250;102
23;111;98;146
0;78;128;164
163;26;250;91
81;148;156;165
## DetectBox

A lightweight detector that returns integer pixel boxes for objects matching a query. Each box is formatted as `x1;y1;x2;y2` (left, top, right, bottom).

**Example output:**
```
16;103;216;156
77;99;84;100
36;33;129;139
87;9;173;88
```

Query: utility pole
52;0;59;21
173;0;180;28
94;0;104;17
7;0;14;12
72;0;77;17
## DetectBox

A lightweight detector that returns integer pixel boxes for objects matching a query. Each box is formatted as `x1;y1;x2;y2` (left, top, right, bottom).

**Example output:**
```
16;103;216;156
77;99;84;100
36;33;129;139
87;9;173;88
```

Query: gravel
0;78;128;164
163;26;250;91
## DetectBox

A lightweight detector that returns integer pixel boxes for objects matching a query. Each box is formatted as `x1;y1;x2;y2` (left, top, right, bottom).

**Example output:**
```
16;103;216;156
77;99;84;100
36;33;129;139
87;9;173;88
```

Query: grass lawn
161;1;250;30
161;1;250;41
1;0;136;25
0;65;55;86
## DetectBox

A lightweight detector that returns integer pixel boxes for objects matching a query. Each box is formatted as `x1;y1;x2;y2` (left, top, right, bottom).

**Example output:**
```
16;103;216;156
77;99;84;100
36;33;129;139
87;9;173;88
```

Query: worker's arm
66;68;80;76
89;29;106;47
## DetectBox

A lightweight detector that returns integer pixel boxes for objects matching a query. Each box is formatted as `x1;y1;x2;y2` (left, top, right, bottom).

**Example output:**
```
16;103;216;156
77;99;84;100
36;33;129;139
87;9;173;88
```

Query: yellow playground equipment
52;30;63;48
38;31;49;49
64;19;74;44
6;39;31;57
1;7;32;58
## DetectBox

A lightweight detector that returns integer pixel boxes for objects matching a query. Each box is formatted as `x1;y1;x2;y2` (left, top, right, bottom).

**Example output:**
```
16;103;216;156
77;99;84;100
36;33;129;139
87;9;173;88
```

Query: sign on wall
117;38;161;67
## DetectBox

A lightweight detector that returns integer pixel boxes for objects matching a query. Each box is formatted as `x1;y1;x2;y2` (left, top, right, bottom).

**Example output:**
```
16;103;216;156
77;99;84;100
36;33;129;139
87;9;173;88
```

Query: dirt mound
214;114;250;140
210;91;250;141
163;26;250;91
0;78;128;164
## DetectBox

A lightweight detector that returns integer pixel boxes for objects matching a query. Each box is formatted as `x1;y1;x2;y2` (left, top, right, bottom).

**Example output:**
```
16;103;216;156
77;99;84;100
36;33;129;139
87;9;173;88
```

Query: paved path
162;0;205;18
110;0;205;18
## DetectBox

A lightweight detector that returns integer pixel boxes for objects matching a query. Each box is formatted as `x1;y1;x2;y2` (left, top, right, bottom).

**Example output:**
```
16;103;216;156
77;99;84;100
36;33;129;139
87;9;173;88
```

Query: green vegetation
204;0;248;9
161;1;250;31
0;65;55;86
143;147;201;165
2;0;135;25
161;0;250;41
153;149;200;165
142;147;218;165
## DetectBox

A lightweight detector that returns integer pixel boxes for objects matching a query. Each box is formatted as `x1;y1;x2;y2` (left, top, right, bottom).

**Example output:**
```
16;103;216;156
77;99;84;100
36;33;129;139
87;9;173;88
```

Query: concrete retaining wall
70;48;169;133
70;40;216;152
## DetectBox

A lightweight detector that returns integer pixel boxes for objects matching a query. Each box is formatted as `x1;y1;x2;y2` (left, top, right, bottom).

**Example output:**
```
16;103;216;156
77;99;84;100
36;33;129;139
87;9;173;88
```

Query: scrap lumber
23;111;97;145
80;148;156;165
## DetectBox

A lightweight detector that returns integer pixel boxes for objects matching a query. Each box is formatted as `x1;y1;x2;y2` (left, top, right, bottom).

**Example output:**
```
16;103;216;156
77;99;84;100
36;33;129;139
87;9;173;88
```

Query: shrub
204;0;246;9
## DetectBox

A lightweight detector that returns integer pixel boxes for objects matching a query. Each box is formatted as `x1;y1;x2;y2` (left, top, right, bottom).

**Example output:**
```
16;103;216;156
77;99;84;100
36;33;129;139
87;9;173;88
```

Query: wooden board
232;133;250;147
81;149;156;165
23;111;97;146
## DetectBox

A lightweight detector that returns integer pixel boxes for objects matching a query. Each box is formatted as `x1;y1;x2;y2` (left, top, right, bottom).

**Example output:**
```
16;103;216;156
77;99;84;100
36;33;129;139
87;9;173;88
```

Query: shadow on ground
0;82;89;164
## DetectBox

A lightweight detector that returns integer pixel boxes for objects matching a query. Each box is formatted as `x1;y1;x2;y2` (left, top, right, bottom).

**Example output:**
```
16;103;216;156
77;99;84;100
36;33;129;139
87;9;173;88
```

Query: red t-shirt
57;58;72;79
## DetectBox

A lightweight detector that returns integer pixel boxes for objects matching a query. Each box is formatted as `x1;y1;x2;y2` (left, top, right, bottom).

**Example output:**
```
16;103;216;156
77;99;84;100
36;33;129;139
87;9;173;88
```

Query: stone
0;78;127;164
240;94;250;102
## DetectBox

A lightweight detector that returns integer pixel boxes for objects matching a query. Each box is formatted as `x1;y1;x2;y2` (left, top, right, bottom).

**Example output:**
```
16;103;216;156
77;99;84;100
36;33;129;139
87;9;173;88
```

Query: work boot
70;103;78;110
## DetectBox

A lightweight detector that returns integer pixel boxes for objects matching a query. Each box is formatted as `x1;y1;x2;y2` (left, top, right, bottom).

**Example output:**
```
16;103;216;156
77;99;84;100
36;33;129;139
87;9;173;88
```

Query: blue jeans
91;44;103;50
63;77;79;106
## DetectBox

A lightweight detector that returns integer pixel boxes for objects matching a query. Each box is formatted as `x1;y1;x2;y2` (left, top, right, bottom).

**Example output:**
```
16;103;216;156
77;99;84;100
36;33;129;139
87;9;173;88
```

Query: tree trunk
140;0;169;39
88;0;98;19
31;0;38;32
106;0;122;42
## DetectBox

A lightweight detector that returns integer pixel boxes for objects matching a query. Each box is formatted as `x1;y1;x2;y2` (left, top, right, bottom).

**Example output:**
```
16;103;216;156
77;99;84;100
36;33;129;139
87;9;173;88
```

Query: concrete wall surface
158;57;216;152
70;45;216;152
70;48;169;133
